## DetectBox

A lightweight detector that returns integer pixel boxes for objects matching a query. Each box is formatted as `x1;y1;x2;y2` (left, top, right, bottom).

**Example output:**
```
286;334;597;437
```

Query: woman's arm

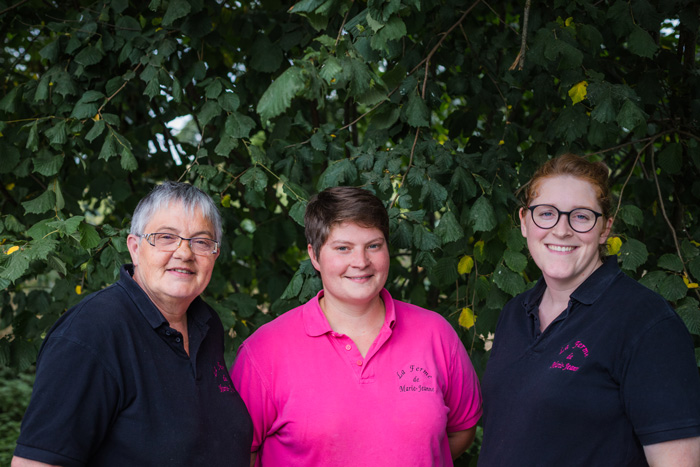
447;426;477;460
11;457;60;467
643;437;700;467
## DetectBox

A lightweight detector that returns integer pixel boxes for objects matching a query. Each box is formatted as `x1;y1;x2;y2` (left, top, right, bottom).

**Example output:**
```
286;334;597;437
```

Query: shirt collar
117;264;210;329
522;256;622;315
302;288;397;337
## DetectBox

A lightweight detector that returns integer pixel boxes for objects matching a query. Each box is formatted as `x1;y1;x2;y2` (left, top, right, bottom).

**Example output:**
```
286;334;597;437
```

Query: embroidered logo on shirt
212;361;233;393
550;340;589;372
396;364;435;393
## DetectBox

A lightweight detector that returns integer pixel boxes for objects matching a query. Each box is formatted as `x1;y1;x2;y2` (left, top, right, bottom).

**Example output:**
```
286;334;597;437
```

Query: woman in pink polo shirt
231;186;482;466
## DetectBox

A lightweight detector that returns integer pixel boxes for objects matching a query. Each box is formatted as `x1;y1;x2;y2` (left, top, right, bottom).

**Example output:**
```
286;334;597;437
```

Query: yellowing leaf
474;240;485;255
458;307;475;329
683;276;699;289
93;113;101;121
692;241;700;247
458;255;474;275
221;194;231;208
6;245;19;255
565;17;573;27
568;81;589;105
498;140;505;145
7;183;15;190
607;236;622;256
75;285;82;295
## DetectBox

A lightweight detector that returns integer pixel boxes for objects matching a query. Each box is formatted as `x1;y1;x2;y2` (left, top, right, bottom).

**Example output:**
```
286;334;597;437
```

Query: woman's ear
308;244;320;271
519;208;528;238
599;216;614;244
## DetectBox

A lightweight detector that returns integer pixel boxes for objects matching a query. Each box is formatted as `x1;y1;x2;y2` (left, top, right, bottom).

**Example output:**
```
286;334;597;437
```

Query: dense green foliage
1;0;700;462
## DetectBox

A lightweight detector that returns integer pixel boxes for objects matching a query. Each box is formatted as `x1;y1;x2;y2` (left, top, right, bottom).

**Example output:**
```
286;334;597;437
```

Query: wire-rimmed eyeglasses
526;204;603;233
138;232;220;256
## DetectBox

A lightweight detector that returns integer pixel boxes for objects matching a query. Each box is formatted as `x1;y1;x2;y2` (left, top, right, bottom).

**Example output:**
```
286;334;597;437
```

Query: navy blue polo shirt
15;265;253;466
479;257;700;466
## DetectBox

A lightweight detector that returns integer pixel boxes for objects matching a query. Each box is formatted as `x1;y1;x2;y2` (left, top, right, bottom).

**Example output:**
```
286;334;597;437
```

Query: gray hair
130;181;223;241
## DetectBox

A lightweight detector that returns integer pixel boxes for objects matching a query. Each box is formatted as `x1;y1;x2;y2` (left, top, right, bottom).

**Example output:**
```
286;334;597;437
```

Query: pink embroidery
551;341;588;372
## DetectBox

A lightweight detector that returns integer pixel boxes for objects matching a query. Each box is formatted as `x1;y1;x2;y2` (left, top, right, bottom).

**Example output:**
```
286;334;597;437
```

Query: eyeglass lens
148;233;217;255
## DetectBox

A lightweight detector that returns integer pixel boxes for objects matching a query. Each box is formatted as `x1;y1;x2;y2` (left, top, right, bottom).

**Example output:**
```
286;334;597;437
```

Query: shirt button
175;337;181;343
345;344;352;351
356;360;362;366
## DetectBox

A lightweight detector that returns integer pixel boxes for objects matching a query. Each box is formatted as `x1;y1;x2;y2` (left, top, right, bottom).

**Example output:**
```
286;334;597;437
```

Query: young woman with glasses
478;153;700;466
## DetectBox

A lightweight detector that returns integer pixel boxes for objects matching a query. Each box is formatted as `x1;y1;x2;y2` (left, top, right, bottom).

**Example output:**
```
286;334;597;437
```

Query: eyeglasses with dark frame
138;232;220;256
526;204;603;233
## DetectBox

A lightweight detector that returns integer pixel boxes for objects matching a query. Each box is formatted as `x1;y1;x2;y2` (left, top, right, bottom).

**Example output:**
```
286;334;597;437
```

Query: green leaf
590;95;616;124
413;224;440;250
162;0;191;26
434;211;463;244
22;190;56;215
99;133;117;161
658;143;682;175
689;256;700;282
205;79;223;99
225;112;256;139
627;26;658;59
75;46;103;66
616;99;647;130
317;159;358;190
26;121;39;151
250;36;283;73
552;105;588;142
48;215;83;236
493;264;526;296
676;298;700;335
469;196;497;232
120;146;138;172
504;249;528;273
403;91;429;128
218;92;240;112
79;222;101;249
1;250;30;283
658;253;683;272
289;201;306;226
618;205;644;228
257;67;306;122
430;256;458;286
319;56;342;84
659;274;687;301
86;120;106;142
33;154;63;176
197;100;220;127
240;166;268;191
619;238;648;271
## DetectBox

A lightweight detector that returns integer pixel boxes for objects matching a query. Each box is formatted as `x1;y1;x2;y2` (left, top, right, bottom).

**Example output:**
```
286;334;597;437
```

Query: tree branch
509;0;531;71
0;0;30;16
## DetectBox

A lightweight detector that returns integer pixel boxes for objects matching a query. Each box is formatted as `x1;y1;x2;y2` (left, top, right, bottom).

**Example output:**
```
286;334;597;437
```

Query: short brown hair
520;153;612;259
305;186;390;259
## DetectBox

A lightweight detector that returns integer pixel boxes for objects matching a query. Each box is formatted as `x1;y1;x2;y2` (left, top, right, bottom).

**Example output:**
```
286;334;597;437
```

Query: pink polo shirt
231;289;482;466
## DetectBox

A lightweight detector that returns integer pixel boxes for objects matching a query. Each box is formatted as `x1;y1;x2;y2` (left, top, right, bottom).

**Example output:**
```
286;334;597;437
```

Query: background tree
1;0;699;463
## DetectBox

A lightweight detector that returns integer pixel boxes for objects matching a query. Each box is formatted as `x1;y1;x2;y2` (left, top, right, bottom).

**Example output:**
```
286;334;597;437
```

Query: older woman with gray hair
13;181;252;467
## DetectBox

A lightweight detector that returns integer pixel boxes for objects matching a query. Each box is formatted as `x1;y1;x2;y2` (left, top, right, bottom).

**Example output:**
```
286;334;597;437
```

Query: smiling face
520;175;612;292
127;201;219;317
308;221;389;311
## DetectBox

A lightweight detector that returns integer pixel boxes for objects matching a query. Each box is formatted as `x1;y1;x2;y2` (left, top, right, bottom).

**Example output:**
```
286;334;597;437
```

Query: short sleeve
622;314;700;445
443;332;483;432
230;343;278;452
14;337;120;466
